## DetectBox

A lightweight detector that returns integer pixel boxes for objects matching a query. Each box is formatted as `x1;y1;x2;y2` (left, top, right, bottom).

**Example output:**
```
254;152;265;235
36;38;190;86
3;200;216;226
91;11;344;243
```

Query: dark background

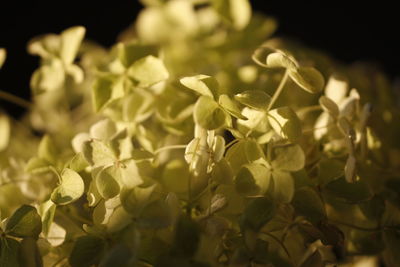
0;1;398;117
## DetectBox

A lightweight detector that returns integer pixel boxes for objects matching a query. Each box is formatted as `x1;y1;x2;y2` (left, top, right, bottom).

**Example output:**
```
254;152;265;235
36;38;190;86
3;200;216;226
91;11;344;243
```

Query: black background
0;0;399;117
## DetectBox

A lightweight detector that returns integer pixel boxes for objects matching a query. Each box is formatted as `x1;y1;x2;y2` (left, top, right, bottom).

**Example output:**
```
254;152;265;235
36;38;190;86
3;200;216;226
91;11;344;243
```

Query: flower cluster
1;1;400;266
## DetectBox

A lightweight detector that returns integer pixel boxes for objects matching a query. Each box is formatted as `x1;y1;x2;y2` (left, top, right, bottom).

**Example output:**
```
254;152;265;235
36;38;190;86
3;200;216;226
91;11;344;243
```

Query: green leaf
127;55;169;87
51;168;85;205
107;206;133;233
92;75;123;112
96;166;121;199
72;132;91;153
359;195;385;221
0;48;6;68
161;159;190;195
237;108;270;133
218;94;247;119
225;139;265;174
82;139;116;167
99;244;132;267
317;222;344;249
235;163;271;196
157;98;194;129
0;237;20;267
69;235;106;267
318;158;344;185
39;200;56;237
266;52;298;70
92;76;114;112
180;75;219;98
226;127;245;139
172;215;200;257
292;187;326;224
38;135;57;163
120;184;157;214
271;170;294;203
119;159;144;188
108;129;129;157
234;90;272;111
319;96;339;118
0;112;10;151
139;235;170;265
299;250;323;267
117;42;158;68
122;89;154;122
252;239;270;264
271;144;305;172
18;237;43;267
194;96;227;130
244;139;266;163
89;118;117;141
211;158;234;185
252;45;275;68
60;26;85;65
292;169;313;188
68;152;89;172
323;177;372;203
268;106;302;142
352;230;384;255
6;205;42;238
137;199;172;229
297;222;325;244
240;197;276;231
288;67;325;94
215;185;245;215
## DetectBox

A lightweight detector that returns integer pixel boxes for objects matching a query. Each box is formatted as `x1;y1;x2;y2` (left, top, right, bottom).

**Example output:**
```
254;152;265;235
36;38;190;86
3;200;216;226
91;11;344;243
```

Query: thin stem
154;144;187;154
0;90;32;109
187;139;202;215
267;70;289;111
